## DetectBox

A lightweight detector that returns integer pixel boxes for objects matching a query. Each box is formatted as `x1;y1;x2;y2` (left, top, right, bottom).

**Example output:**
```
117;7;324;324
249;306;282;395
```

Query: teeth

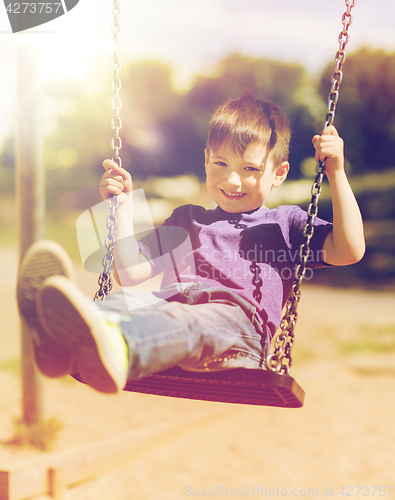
223;190;244;197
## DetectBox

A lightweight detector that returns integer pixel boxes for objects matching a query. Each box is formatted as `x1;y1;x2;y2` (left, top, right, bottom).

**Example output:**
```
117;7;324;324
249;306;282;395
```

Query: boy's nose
225;171;242;188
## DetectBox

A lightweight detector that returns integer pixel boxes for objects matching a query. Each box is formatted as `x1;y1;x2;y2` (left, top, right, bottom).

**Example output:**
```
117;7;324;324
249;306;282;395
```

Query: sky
0;0;394;146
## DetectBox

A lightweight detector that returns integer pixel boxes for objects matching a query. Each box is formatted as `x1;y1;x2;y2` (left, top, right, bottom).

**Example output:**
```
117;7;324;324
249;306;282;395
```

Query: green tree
43;80;110;209
186;53;316;179
114;60;193;177
318;48;395;286
319;48;395;173
188;53;305;114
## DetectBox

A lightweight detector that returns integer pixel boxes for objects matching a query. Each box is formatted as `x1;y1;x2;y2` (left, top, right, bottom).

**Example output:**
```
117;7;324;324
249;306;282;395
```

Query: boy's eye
245;166;259;172
214;161;227;167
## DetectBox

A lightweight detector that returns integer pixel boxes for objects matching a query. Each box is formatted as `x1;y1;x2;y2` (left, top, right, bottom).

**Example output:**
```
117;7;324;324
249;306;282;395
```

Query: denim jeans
94;282;267;380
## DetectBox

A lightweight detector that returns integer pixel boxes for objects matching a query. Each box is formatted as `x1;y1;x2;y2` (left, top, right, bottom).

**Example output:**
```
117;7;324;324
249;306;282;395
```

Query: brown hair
207;92;291;167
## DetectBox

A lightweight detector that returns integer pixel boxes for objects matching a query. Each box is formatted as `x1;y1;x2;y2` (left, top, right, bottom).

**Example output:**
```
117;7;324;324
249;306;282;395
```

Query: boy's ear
273;161;289;187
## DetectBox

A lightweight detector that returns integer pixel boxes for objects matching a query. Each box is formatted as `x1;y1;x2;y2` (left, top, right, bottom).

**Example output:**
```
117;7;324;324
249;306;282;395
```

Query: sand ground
0;244;395;500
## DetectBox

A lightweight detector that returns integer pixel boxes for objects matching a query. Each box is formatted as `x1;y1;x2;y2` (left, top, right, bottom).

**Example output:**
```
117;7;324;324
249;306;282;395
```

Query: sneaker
37;275;128;394
16;240;75;378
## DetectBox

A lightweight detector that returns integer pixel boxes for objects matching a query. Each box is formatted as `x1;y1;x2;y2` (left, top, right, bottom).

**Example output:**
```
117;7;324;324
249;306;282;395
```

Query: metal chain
266;0;356;374
111;0;122;169
251;261;263;303
94;0;122;302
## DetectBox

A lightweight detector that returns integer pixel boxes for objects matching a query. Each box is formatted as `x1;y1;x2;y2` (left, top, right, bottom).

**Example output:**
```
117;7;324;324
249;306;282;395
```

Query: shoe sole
17;240;75;320
37;276;127;394
16;240;75;377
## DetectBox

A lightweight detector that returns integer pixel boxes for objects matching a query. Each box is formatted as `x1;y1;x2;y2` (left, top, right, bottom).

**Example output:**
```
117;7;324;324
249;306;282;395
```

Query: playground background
0;1;394;496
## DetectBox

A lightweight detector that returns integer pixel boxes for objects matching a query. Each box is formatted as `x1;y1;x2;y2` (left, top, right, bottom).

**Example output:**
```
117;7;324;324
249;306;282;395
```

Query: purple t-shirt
139;204;332;339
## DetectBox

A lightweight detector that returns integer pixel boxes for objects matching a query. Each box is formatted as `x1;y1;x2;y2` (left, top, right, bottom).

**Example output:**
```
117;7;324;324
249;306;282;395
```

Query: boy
17;94;365;394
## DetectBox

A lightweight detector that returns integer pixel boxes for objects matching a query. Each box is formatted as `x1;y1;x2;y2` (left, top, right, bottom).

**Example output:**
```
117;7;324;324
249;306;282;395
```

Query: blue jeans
94;282;267;380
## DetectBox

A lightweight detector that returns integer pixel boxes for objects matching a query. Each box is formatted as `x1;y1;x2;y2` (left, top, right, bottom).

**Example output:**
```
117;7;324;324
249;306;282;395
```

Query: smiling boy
205;142;288;212
17;93;365;394
204;97;290;214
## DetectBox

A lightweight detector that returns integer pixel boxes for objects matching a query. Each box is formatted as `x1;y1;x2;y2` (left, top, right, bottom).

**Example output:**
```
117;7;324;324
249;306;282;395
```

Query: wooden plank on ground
0;406;229;500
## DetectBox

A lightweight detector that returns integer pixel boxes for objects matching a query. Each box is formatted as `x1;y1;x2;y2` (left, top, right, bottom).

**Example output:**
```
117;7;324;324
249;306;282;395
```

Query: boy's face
205;142;289;213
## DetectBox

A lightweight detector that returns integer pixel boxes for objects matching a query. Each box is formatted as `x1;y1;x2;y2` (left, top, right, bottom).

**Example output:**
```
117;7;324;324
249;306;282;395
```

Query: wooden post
47;468;66;499
15;38;45;425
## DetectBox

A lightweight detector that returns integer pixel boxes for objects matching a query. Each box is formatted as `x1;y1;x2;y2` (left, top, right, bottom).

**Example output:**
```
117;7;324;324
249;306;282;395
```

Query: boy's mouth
220;189;246;200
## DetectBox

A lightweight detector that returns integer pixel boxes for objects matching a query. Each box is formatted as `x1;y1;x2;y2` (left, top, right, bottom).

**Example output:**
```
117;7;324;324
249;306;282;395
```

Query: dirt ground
0;243;395;500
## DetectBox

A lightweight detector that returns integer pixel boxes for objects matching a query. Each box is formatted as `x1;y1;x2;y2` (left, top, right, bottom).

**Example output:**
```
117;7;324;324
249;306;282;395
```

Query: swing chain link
250;260;263;303
94;0;122;302
111;0;122;169
266;0;356;374
325;0;355;129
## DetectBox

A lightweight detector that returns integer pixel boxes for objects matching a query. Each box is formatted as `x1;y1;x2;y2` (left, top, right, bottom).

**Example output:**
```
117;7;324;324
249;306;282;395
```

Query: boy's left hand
312;125;344;176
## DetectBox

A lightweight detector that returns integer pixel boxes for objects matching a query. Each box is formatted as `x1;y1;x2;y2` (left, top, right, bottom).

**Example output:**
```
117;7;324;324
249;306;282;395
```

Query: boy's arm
312;126;365;266
100;160;153;286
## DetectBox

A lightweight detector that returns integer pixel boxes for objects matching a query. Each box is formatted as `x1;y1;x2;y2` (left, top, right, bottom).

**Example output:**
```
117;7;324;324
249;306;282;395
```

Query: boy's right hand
100;160;133;205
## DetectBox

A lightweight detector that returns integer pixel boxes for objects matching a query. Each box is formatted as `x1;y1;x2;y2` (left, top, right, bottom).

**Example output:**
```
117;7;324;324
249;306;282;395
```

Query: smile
221;190;246;199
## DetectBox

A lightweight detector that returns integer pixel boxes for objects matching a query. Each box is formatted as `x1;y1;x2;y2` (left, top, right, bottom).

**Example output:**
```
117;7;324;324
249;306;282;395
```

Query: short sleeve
288;206;333;267
138;208;191;278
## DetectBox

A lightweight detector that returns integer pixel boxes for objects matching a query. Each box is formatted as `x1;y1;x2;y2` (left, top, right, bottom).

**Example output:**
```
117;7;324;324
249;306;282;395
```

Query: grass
0;358;21;377
0;215;82;263
337;324;395;356
3;416;63;452
0;224;17;246
45;214;83;263
0;359;64;452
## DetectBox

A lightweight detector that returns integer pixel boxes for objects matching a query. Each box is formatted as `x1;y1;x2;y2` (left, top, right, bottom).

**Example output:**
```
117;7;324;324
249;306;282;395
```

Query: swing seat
121;367;305;408
73;366;304;408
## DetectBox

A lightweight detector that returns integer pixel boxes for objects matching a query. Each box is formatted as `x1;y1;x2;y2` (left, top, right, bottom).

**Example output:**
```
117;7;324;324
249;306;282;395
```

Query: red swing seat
73;367;304;407
122;367;304;408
